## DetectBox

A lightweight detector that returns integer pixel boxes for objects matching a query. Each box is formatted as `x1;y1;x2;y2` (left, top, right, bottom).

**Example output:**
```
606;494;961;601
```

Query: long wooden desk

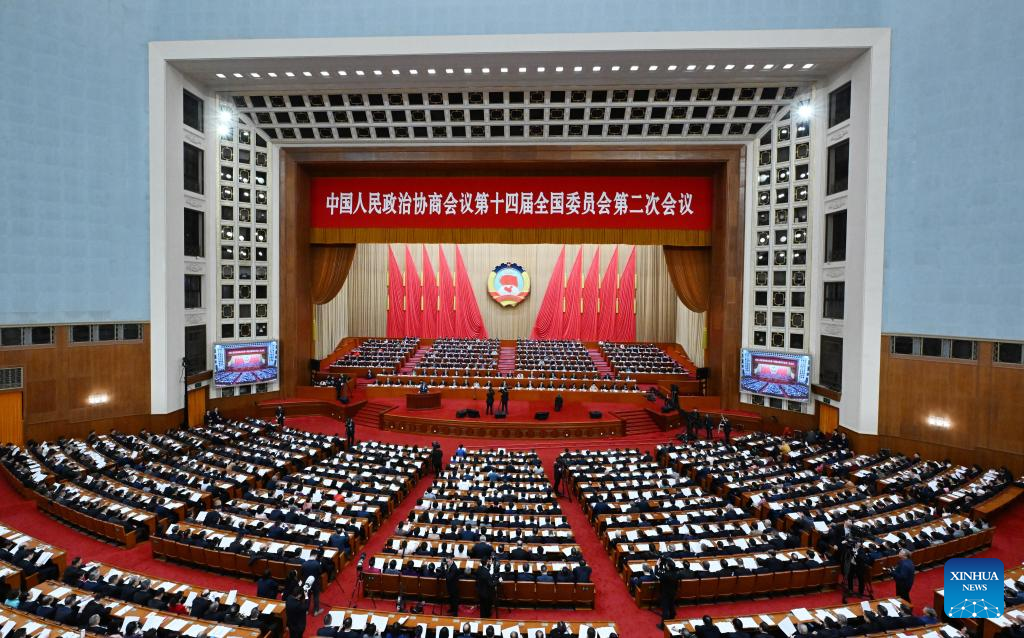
325;606;617;637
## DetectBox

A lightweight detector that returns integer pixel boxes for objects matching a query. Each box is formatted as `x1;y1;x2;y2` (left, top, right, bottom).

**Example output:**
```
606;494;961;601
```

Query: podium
406;391;442;410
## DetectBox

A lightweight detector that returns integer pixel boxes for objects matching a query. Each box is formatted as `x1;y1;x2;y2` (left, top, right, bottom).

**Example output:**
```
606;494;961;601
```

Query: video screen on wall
214;341;279;387
739;349;811;402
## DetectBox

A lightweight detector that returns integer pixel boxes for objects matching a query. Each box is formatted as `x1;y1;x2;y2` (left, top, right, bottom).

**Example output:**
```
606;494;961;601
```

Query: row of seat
36;497;139;548
635;564;839;606
362;572;595;609
151;536;335;587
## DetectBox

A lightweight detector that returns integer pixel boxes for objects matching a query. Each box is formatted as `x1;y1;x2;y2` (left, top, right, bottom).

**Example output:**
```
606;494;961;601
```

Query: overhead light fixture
302;71;312;77
215;73;226;79
373;70;382;76
744;64;755;70
667;65;677;71
686;65;697;71
87;393;109;406
481;67;490;74
705;64;716;70
610;65;620;71
573;65;583;72
796;103;814;119
427;68;436;75
318;71;328;76
232;73;243;78
337;70;347;76
445;68;455;74
724;64;735;70
554;66;563;72
285;72;295;77
500;67;509;73
391;69;400;75
463;68;472;74
926;415;951;428
629;65;639;71
355;70;365;76
249;72;261;78
537;66;545;73
783;63;794;70
518;66;527;73
592;65;601;72
218;109;233;124
267;72;277;78
408;69;418;75
648;65;658;71
802;63;815;69
763;64;775;70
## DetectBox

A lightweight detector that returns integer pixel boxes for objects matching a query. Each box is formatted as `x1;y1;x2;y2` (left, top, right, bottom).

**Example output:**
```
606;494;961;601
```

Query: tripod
840;562;874;603
347;569;377;608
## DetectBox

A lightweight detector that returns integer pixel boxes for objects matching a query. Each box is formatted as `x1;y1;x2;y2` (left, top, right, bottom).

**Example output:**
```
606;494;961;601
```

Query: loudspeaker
494;412;507;419
696;367;710;380
456;409;467;419
309;358;321;373
589;411;603;419
466;409;480;418
340;397;349;405
534;411;549;421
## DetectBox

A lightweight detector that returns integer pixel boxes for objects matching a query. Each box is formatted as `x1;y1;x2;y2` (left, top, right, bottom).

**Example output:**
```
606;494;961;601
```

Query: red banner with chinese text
310;176;713;230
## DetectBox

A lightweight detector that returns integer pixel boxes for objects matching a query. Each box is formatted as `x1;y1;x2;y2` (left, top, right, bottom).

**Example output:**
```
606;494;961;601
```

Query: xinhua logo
944;558;1004;618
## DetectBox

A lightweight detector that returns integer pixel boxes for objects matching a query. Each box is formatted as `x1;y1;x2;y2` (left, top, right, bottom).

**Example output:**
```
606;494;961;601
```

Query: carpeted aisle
0;413;1021;638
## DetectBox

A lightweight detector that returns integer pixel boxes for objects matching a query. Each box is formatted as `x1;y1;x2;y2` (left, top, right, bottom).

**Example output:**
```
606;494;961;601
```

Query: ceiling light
573;66;583;72
500;67;508;73
250;72;261;78
391;69;400;75
481;67;490;73
555;66;563;72
215;73;226;79
355;70;365;76
302;71;312;77
537;66;545;73
783;63;794;70
592;65;601;72
285;72;295;77
705;64;716;70
87;393;109;405
611;65;620;71
686;65;697;71
408;69;418;75
667;65;677;71
427;68;436;75
218;110;233;124
232;73;243;78
463;68;472;74
802;63;815;69
267;72;277;78
763;64;775;70
320;71;329;76
629;65;639;71
796;103;814;119
337;71;346;76
724;64;735;70
744;64;755;70
648;65;658;71
926;415;951;428
446;68;455;74
518;67;526;73
373;70;382;76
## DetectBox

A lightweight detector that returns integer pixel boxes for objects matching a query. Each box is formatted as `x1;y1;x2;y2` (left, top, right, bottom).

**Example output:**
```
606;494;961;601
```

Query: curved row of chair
635;564;838;607
363;571;595;609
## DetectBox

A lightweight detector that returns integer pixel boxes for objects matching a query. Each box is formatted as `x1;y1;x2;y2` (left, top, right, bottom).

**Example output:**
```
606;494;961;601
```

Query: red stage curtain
663;246;712;313
561;248;584;340
580;248;601;341
437;247;456;338
615;247;637;341
530;246;566;340
420;246;438;339
597;246;619;341
310;244;356;305
404;246;422;337
385;246;405;338
454;246;488;338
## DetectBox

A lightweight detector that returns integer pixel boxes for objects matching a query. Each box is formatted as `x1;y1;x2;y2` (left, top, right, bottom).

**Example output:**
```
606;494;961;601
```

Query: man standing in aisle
345;416;356;448
485;384;495;415
892;549;915;603
499;384;509;414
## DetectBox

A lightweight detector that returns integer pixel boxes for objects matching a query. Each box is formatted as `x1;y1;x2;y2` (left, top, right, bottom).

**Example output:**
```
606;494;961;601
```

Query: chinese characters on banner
309;176;713;230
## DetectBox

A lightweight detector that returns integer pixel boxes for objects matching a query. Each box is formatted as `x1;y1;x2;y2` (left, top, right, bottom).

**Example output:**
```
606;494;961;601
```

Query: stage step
352;401;394;429
614;408;662;436
398;346;431;374
586;348;613;375
497;345;517;374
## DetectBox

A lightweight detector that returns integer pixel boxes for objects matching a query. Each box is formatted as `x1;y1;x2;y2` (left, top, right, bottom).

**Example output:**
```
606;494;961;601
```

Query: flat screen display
214;341;279;387
739;349;811;402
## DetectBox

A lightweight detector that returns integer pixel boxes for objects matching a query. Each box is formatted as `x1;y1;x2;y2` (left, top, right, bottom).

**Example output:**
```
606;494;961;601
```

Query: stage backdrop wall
315;243;677;355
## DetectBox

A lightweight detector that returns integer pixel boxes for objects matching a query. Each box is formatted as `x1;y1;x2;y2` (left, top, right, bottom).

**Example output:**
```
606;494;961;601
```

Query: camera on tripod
356;552;366;572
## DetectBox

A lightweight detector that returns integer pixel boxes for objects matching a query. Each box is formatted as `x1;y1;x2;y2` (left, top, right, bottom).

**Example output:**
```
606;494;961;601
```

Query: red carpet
1;414;1022;638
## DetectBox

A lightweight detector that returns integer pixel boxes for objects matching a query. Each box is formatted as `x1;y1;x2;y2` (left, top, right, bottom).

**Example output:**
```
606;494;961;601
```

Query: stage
376;396;629;439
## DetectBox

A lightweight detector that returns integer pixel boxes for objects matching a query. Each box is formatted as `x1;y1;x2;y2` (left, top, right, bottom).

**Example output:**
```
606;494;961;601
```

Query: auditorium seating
515;339;597;373
663;596;962;638
365;448;595;609
598;342;688;375
415;338;500;372
333;337;419;371
320;607;618;637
